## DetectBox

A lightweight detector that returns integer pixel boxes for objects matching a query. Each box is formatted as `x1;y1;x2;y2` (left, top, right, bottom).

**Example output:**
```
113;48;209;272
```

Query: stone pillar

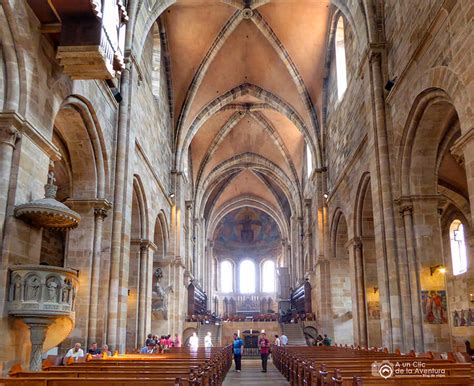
347;237;367;347
185;201;193;272
399;202;424;351
88;206;109;345
0;119;20;250
138;240;153;345
366;47;403;350
107;65;132;350
23;317;53;371
304;199;313;274
315;258;332;335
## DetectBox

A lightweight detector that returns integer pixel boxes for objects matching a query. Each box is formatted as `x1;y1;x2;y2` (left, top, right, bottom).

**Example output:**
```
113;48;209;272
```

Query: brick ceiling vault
163;0;330;231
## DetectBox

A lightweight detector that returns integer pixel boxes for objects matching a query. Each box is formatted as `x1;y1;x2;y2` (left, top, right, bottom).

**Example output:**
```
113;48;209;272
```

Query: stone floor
223;358;289;385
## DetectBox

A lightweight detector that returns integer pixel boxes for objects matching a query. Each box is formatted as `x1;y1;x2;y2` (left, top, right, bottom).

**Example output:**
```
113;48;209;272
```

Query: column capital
368;42;386;63
0;123;20;148
94;208;108;220
346;237;362;250
450;126;474;160
140;239;157;252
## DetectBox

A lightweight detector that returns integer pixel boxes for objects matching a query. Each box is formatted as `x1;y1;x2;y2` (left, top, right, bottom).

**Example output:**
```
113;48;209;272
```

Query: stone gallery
0;0;473;384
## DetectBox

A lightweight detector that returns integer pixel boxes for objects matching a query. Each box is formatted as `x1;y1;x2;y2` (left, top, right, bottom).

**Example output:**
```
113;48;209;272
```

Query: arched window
335;16;347;100
306;143;313;178
151;22;161;98
240;260;255;294
220;260;233;293
262;260;276;293
450;220;468;275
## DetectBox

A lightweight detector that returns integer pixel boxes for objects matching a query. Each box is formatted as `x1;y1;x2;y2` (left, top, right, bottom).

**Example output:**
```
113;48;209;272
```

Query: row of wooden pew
271;345;473;385
0;346;233;385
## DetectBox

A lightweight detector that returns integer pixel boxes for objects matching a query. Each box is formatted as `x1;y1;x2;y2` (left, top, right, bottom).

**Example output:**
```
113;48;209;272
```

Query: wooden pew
0;345;233;386
271;345;472;386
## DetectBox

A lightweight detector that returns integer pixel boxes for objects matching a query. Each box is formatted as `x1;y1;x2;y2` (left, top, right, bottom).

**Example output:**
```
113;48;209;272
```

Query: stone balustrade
8;265;79;319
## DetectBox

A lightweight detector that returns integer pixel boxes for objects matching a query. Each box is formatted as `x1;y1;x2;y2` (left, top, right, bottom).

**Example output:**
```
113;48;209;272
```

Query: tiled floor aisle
223;358;290;385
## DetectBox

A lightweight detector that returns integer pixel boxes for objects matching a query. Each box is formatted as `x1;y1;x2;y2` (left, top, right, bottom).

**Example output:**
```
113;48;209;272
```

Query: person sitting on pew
140;343;156;354
102;344;111;356
145;333;156;347
316;334;323;346
65;342;84;361
87;342;101;356
322;334;332;346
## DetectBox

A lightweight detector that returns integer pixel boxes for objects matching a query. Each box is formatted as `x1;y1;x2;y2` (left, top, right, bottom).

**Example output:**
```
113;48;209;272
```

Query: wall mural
452;309;474;327
421;290;448;324
213;207;281;258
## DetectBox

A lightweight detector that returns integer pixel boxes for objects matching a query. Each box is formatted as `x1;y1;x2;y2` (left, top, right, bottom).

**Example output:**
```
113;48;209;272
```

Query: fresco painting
213;207;281;258
421;290;448;324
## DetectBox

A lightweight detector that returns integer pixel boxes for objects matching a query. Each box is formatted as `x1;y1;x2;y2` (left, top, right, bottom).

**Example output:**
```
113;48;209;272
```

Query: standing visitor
232;333;244;373
189;332;199;350
280;333;288;346
174;333;181;348
274;335;281;347
204;331;213;348
259;332;270;373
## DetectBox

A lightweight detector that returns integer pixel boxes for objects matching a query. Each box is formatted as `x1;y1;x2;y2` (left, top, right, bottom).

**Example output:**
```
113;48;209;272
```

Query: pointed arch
177;83;321;172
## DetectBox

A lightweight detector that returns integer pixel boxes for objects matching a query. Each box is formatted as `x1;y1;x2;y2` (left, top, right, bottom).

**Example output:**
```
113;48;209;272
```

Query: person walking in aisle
204;331;213;348
189;332;199;350
274;334;281;347
232;333;244;373
259;332;270;373
280;333;288;346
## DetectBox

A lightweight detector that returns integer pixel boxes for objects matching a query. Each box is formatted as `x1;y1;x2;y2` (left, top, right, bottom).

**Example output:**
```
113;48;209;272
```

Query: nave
223;359;289;386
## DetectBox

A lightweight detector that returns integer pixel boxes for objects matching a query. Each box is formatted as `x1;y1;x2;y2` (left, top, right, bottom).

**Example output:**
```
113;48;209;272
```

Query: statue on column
152;268;173;319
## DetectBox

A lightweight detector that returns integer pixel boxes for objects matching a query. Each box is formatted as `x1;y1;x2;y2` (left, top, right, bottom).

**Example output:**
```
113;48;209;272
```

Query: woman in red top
258;332;270;373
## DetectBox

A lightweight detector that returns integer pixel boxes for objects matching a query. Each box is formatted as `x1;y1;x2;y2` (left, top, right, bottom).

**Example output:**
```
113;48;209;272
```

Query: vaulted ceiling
162;0;330;227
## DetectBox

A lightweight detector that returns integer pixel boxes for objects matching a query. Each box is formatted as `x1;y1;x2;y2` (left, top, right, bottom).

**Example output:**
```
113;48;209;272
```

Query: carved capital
346;237;362;251
94;208;108;220
368;43;385;63
140;239;156;252
399;204;413;216
0;125;20;148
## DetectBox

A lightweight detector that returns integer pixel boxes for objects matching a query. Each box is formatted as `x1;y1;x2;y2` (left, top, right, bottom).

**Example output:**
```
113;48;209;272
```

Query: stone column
399;202;424;351
0;119;20;250
304;199;313;274
23;317;53;371
366;47;403;350
138;240;152;345
88;206;109;346
108;64;132;350
347;237;367;347
185;201;193;272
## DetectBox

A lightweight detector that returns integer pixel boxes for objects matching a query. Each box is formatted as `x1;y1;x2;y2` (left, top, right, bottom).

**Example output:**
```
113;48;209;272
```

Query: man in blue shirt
232;333;244;372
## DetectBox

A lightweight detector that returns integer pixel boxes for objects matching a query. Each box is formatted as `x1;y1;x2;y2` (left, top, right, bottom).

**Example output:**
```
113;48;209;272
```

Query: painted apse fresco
213;207;282;260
